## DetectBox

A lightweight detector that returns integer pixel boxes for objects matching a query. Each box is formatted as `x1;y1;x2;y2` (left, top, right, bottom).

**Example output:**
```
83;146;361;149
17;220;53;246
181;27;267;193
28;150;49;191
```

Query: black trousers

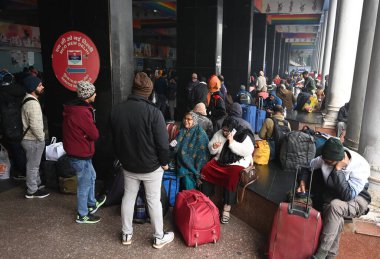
201;180;237;205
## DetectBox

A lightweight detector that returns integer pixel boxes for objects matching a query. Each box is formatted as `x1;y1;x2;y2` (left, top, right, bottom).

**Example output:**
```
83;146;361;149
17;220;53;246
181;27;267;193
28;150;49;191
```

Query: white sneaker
153;232;174;249
121;233;132;245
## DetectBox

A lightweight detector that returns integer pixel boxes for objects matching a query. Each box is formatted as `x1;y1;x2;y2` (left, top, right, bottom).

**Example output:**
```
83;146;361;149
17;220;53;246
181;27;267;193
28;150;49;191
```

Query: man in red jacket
62;81;106;224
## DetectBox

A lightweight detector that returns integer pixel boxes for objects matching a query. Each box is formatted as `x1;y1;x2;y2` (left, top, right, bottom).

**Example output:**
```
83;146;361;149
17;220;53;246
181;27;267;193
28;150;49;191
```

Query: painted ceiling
255;0;324;14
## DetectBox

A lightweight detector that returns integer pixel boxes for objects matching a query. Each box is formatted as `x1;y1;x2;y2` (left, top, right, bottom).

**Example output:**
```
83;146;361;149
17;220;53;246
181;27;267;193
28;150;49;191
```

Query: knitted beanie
132;72;153;98
77;81;96;100
24;76;41;93
322;138;345;161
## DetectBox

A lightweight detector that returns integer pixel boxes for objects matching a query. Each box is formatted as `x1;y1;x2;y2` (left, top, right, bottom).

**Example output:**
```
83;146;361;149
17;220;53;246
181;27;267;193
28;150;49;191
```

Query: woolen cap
24;76;41;93
133;72;153;98
77;81;96;100
322;138;345;161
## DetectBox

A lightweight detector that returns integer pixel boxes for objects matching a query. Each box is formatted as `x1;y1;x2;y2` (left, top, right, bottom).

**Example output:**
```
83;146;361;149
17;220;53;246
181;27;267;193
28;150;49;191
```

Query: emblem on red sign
52;31;100;91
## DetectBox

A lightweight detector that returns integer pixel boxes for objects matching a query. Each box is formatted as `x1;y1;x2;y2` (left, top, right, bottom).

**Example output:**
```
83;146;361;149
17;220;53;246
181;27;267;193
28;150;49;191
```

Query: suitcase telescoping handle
288;165;314;219
258;96;264;110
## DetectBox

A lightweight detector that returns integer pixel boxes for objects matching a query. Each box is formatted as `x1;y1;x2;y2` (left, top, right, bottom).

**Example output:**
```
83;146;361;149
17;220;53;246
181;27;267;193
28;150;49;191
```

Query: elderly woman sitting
201;117;255;224
171;111;209;190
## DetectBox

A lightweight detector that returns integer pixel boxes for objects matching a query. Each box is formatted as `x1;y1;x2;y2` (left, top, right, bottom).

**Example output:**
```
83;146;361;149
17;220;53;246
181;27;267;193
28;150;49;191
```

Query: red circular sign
52;31;100;91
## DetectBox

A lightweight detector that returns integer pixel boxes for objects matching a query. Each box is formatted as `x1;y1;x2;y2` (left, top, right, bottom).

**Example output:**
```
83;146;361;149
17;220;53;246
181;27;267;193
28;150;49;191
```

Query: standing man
22;76;49;198
187;73;199;109
310;138;371;259
110;72;174;248
256;71;267;92
62;81;106;224
302;70;316;95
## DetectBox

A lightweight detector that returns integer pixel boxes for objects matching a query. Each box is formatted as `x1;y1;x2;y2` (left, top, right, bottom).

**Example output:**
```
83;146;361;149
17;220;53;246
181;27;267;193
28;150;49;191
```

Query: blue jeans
69;158;96;216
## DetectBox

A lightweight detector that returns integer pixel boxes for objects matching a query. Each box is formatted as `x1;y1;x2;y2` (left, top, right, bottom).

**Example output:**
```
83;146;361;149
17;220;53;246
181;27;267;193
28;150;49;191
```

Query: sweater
22;94;44;141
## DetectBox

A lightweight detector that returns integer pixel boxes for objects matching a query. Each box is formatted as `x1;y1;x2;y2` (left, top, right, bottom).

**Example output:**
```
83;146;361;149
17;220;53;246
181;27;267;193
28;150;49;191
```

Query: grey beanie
77;81;96;100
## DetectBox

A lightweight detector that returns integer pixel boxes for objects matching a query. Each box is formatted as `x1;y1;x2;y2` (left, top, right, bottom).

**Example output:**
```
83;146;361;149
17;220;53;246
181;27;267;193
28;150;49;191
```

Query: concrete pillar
345;0;379;151
251;14;267;75
177;0;223;117
273;33;281;78
323;0;364;128
277;37;283;76
266;25;276;79
318;12;328;75
221;0;254;93
39;0;134;177
280;38;286;76
358;2;380;206
322;0;338;87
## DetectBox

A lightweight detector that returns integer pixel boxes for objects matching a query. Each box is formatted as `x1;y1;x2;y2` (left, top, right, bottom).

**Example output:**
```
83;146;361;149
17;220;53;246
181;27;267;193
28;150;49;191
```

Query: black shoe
88;195;107;214
76;213;100;224
25;189;50;199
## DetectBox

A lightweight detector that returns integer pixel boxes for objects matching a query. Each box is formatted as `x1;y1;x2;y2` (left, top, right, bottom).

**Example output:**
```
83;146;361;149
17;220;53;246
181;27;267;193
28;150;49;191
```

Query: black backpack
239;92;252;105
271;117;291;147
0;97;36;142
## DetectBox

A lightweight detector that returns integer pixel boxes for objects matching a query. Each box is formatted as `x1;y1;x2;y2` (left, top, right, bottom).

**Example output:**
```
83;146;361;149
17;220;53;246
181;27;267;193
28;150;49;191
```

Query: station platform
1;111;379;258
0;185;264;259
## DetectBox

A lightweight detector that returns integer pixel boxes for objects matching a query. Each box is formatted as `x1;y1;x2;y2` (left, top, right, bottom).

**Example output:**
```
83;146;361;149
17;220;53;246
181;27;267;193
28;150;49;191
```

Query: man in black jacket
110;72;174;249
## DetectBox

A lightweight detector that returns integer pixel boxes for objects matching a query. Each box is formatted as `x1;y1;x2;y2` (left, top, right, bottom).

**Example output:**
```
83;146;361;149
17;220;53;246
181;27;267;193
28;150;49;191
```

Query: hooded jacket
62;99;99;159
228;103;252;131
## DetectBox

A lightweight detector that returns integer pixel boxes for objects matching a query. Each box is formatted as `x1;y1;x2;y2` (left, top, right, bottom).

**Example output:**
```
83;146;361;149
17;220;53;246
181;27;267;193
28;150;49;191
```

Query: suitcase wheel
213;238;217;244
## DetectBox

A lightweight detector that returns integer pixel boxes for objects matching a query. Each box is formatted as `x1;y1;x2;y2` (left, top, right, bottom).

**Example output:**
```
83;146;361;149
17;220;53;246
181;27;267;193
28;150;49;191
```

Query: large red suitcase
173;189;220;247
268;166;323;259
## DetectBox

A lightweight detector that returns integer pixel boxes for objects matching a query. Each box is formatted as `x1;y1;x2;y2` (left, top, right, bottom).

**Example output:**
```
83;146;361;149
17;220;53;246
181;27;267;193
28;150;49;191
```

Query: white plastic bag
45;137;66;161
0;144;11;180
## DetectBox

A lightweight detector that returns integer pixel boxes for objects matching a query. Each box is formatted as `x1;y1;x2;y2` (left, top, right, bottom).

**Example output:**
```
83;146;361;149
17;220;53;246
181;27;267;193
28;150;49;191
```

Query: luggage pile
241;96;266;133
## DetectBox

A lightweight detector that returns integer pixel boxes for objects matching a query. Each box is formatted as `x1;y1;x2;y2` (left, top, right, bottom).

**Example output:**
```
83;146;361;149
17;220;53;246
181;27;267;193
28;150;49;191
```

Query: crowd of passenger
0;67;370;257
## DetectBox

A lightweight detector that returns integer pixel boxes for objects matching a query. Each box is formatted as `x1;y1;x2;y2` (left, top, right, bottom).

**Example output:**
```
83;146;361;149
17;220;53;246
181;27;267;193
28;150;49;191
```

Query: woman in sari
172;111;209;190
201;117;255;224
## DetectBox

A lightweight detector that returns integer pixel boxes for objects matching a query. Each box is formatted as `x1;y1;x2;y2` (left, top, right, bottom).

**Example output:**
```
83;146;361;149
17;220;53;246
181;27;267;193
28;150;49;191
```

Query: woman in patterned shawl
174;111;209;190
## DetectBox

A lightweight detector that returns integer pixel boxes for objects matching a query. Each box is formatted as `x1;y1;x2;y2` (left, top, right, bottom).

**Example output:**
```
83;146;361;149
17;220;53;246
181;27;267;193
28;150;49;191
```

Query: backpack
279;131;316;173
0;97;36;142
239;92;252;105
271;117;291;148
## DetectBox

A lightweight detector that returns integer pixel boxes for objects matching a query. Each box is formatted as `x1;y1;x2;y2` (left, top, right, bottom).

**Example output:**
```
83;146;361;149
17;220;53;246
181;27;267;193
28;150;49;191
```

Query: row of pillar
321;0;380;199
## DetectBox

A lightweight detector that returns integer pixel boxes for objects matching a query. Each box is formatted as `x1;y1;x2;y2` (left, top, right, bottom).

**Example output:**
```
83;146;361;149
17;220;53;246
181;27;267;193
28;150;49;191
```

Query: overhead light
153;9;158;13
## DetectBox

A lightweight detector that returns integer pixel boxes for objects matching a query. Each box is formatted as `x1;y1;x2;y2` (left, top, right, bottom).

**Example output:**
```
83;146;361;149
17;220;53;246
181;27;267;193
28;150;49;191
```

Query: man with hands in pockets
110;72;174;249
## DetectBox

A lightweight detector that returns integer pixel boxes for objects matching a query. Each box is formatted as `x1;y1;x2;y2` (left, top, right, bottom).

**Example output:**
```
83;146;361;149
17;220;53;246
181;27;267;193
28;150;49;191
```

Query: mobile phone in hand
231;128;237;136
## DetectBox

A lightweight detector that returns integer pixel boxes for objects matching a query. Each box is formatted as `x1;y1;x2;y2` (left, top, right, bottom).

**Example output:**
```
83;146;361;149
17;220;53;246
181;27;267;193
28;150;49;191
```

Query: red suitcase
173;189;220;247
268;166;322;259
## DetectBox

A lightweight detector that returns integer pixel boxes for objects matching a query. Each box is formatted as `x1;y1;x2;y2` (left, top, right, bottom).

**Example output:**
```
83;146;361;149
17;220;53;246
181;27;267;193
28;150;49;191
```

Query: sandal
221;205;231;224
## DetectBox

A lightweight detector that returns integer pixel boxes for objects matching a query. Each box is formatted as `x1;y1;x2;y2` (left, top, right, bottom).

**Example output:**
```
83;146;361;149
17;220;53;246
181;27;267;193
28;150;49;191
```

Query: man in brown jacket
277;84;295;110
